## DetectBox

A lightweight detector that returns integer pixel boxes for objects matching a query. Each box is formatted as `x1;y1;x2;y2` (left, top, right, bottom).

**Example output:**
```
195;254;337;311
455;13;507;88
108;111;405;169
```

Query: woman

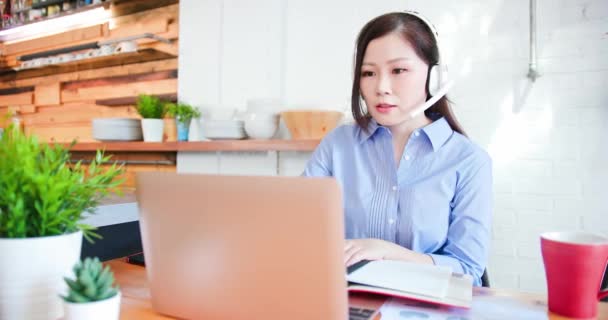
303;11;492;286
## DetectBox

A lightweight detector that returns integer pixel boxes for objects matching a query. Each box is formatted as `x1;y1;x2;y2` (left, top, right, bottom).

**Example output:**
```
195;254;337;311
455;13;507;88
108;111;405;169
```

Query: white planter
141;118;164;142
63;291;121;320
0;231;82;320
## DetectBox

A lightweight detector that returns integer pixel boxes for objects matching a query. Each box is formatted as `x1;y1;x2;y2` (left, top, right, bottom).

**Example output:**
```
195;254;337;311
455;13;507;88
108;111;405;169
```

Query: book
346;260;473;308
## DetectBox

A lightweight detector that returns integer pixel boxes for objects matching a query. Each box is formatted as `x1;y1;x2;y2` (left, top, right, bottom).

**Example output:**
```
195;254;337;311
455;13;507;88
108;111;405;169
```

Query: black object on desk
81;221;143;262
127;252;146;266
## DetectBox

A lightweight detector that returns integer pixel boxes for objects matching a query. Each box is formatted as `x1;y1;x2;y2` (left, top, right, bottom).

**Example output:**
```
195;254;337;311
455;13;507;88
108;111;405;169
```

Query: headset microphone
408;79;453;119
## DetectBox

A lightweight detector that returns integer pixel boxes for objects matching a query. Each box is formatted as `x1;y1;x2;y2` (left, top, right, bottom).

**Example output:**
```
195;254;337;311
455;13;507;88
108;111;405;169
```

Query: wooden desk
108;259;608;319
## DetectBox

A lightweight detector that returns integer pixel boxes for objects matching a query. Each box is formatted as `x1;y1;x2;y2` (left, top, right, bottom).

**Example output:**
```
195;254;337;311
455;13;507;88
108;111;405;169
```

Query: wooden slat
0;49;176;82
108;18;169;40
22;104;137;126
25;122;92;142
111;0;178;17
34;83;61;106
19;105;37;114
7;106;19;114
0;91;34;106
70;151;176;163
62;140;322;152
61;78;177;103
0;59;178;90
96;93;176;107
4;24;105;56
122;163;176;188
110;3;177;29
139;40;179;56
62;70;177;90
0;86;34;95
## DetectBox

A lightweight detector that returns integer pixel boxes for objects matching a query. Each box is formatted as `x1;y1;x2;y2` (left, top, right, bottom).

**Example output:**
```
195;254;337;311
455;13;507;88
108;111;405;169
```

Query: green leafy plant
165;102;201;122
62;257;119;303
0;126;124;241
136;94;166;119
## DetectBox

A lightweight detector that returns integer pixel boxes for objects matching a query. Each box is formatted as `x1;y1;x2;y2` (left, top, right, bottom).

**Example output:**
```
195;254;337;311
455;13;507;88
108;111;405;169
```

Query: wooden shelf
64;140;321;152
96;93;177;106
0;2;110;37
0;49;175;81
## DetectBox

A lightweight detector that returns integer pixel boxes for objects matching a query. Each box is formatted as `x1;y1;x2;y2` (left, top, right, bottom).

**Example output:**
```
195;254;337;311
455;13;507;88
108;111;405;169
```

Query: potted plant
62;257;121;320
136;94;166;142
0;126;124;320
166;102;201;141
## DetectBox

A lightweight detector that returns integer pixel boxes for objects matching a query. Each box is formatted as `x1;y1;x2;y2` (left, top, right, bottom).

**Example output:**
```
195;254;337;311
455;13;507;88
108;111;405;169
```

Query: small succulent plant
62;257;119;303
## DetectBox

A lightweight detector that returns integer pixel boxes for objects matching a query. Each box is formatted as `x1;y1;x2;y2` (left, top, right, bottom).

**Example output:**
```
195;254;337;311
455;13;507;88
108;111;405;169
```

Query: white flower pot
63;291;121;320
0;231;82;320
141;118;164;142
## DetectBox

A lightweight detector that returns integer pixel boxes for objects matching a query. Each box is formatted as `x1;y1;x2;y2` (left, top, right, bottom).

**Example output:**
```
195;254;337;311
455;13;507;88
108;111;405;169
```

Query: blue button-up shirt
303;117;492;286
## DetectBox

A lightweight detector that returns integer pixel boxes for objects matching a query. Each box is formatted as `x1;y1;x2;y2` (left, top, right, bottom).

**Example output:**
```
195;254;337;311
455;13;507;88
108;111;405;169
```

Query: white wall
178;0;608;293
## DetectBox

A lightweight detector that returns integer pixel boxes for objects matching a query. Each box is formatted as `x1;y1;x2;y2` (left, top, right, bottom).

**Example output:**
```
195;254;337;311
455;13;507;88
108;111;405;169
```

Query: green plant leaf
136;94;166;119
0;125;124;239
166;102;201;122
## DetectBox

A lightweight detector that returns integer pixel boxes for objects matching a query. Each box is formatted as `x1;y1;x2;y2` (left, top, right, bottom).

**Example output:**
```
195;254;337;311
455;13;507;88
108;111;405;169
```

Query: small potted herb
166;102;201;141
62;257;121;320
136;94;167;142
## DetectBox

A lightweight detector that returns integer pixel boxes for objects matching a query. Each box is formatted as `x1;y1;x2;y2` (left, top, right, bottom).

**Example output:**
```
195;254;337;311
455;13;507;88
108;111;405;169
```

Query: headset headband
403;10;442;65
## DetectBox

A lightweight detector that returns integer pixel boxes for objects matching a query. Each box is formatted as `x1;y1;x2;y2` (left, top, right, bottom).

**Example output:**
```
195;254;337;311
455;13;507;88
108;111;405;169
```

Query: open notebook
346;260;473;308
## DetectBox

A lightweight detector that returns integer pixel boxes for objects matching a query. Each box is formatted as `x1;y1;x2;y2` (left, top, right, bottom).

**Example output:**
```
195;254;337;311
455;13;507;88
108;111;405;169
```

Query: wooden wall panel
0;59;178;90
0;2;179;144
25;122;92;142
0;4;178;69
0;92;34;106
61;78;177;103
19;105;37;114
4;24;105;56
23;104;137;127
35;83;61;106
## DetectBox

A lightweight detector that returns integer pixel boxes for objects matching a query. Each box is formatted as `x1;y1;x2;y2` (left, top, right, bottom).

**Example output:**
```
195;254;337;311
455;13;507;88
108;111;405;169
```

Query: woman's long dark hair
351;12;466;136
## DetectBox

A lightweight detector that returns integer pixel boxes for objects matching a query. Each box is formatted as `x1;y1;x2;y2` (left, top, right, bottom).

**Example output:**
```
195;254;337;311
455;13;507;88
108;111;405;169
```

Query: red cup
541;231;608;318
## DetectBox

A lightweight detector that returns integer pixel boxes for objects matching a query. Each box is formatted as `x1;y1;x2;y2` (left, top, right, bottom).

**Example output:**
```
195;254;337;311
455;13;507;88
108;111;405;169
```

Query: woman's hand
344;238;435;267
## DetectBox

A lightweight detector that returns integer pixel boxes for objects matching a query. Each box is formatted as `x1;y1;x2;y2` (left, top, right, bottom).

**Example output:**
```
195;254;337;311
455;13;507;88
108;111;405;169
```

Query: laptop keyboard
349;307;376;320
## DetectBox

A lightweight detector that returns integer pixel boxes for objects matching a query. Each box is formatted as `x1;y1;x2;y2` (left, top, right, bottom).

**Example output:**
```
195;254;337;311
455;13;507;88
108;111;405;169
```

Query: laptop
136;172;358;320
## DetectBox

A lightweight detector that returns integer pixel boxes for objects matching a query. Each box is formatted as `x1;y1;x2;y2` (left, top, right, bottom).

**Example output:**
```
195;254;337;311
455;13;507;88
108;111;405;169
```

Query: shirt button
404;155;411;161
388;219;395;225
392;185;398;191
414;131;420;137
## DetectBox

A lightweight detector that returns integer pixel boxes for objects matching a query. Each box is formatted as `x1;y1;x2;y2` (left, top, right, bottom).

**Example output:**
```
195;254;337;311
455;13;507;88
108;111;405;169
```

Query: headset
402;10;454;119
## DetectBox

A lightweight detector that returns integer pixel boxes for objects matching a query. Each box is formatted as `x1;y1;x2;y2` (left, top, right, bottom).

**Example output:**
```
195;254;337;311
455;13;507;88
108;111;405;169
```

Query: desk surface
108;259;607;320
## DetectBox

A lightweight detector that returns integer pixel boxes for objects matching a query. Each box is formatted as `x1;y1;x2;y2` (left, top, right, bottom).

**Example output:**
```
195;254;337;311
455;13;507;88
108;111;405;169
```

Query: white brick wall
179;0;608;293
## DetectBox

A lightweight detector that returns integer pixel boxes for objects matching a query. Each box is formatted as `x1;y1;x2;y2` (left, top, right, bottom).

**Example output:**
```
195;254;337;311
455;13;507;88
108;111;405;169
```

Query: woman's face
360;32;430;129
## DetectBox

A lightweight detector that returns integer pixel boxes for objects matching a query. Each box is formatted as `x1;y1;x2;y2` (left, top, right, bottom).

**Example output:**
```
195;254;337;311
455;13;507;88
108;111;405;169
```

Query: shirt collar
357;118;382;144
357;116;453;151
421;117;453;151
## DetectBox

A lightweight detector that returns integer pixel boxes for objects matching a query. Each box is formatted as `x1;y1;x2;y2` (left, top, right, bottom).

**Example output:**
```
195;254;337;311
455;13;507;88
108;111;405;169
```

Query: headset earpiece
402;10;452;117
428;64;449;97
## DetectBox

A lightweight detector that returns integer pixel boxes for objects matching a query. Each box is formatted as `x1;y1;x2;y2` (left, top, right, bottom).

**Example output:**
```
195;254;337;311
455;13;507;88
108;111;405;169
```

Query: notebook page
346;260;452;298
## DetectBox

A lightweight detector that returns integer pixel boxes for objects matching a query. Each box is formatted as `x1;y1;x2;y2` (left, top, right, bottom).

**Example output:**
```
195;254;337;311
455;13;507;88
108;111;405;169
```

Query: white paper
379;295;549;320
347;260;452;298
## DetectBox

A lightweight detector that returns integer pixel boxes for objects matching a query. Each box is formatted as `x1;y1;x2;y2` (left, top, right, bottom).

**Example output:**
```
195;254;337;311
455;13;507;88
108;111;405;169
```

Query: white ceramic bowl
244;117;278;139
92;118;143;141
